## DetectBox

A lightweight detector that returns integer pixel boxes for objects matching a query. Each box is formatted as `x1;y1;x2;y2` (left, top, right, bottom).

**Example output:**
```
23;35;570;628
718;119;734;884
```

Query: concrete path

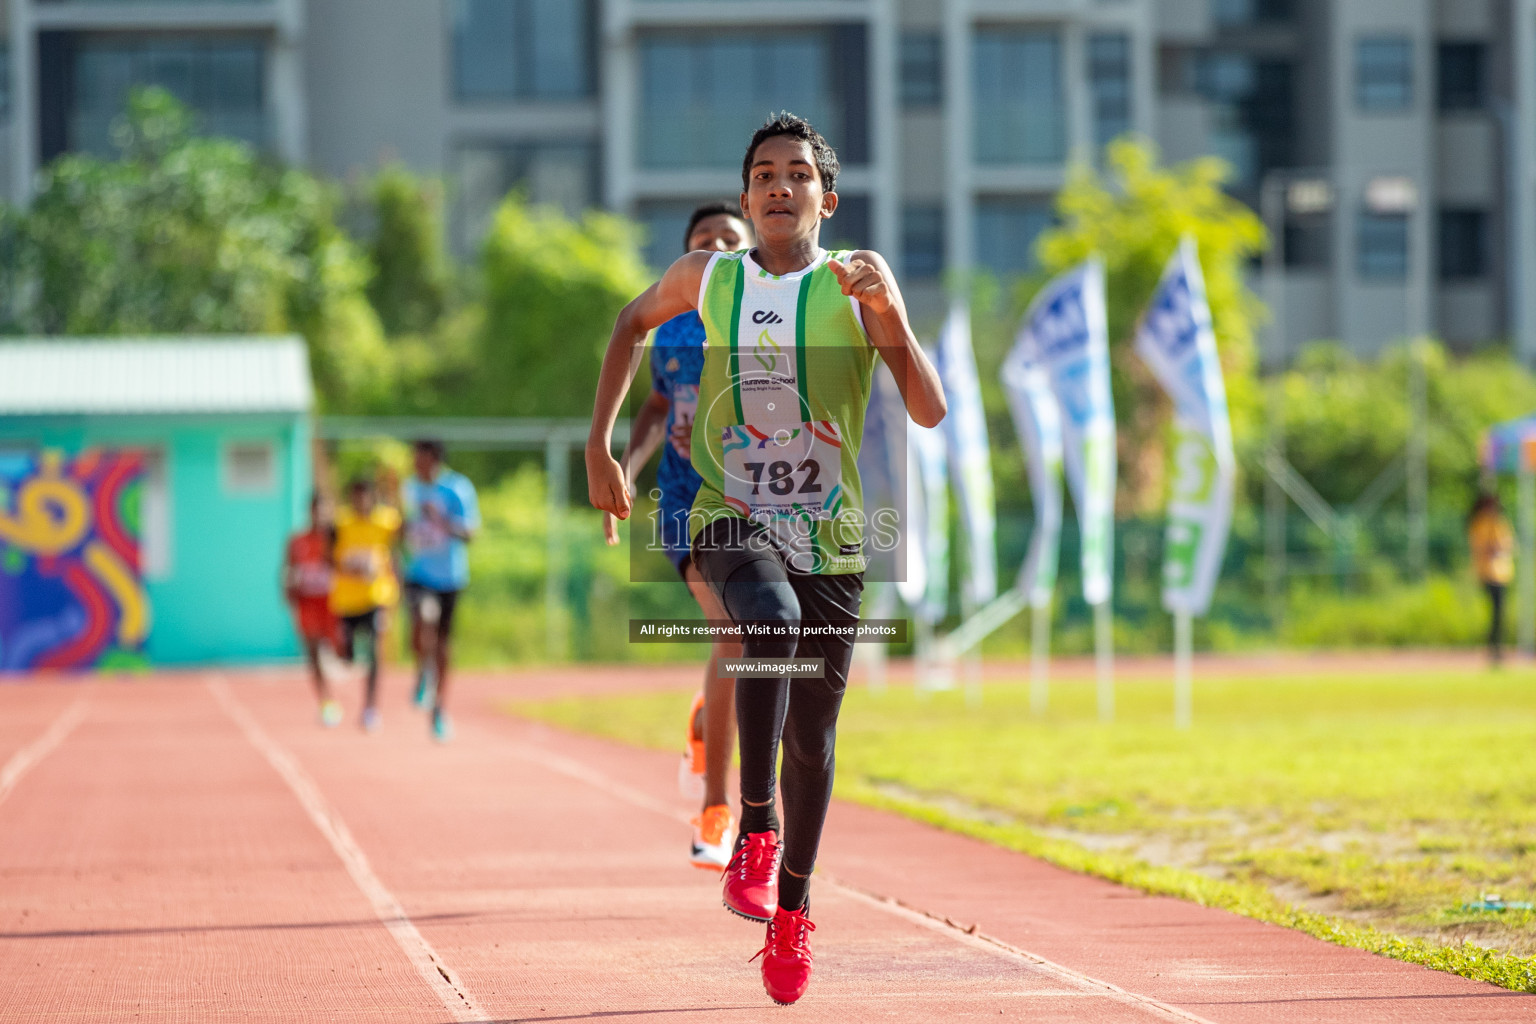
0;669;1528;1022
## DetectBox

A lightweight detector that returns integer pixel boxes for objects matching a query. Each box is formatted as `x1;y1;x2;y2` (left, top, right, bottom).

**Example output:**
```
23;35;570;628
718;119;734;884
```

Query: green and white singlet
688;248;878;575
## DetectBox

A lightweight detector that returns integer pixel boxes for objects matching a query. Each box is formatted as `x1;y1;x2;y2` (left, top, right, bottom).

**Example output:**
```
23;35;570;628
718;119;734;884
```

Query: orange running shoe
677;690;706;800
690;804;734;871
753;904;816;1005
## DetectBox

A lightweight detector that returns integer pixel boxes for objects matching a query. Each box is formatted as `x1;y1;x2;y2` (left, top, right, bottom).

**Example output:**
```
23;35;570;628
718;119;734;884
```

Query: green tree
0;88;390;411
475;195;652;416
1277;341;1536;515
1028;139;1268;514
365;164;452;337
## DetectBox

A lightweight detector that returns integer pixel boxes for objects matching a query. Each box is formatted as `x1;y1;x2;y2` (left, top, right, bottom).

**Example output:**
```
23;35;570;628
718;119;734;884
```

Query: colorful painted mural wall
0;450;150;671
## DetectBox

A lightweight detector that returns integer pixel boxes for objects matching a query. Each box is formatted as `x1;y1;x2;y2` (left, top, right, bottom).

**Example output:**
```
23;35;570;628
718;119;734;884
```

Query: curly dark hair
682;201;745;253
740;112;840;194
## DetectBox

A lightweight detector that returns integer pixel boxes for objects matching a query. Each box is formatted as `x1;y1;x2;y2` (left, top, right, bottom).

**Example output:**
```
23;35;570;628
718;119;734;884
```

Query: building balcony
25;0;284;32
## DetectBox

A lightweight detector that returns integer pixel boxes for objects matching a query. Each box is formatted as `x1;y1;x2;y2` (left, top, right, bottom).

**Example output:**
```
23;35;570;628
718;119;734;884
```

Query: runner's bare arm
829;251;946;428
602;389;670;545
620;390;671;490
587;251;712;520
423;502;471;543
436;505;475;543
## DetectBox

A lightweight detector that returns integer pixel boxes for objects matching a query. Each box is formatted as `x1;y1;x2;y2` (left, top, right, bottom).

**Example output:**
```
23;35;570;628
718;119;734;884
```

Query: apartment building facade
4;0;1536;360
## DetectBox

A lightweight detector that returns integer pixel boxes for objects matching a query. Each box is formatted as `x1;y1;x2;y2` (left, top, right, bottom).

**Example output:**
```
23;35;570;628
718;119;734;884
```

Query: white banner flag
1012;260;1117;606
935;303;998;607
859;364;918;601
1001;340;1064;609
911;404;950;625
1134;238;1235;616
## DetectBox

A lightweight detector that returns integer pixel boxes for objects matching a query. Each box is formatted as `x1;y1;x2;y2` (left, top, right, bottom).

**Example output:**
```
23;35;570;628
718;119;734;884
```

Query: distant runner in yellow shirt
331;477;401;730
1468;490;1514;665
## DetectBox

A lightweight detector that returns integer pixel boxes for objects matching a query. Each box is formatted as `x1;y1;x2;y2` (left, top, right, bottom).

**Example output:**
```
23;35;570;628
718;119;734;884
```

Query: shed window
223;441;275;494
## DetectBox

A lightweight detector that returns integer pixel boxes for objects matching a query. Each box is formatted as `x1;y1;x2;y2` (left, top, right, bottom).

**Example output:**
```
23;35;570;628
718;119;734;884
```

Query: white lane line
208;679;483;1022
510;732;1218;1024
0;691;91;809
824;878;1221;1024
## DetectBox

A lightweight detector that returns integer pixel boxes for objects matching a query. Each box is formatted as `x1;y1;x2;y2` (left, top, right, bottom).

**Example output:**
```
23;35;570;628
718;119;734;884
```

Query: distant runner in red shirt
283;492;341;728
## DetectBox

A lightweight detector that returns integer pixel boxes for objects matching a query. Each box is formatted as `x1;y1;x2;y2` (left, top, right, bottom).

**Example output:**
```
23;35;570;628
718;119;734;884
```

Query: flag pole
1094;600;1114;722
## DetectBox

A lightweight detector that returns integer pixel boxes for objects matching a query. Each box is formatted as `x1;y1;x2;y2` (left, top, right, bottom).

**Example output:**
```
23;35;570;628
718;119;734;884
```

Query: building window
1439;208;1488;280
222;440;275;495
974;29;1064;166
638;28;867;170
454;141;598;251
1193;52;1293;199
1212;0;1292;26
1283;217;1331;269
1089;33;1131;151
976;197;1053;279
903;205;944;280
900;33;942;108
823;193;869;253
1356;37;1413;112
1437;42;1487;112
452;0;594;102
1357;211;1408;280
40;34;265;160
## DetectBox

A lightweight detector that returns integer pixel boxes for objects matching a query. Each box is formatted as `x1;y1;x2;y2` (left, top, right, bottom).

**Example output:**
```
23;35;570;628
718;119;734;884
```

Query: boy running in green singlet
586;113;946;1006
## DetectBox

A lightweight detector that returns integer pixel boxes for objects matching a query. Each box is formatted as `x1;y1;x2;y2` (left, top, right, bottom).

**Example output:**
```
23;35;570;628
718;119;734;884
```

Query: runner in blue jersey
402;439;480;743
603;202;751;870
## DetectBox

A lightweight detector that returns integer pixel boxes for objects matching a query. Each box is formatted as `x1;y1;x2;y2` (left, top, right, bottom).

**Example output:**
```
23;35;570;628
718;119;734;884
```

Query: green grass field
510;665;1536;991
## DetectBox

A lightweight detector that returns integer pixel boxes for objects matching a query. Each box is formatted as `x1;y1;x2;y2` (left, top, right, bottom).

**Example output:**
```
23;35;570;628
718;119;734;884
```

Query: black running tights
694;517;863;885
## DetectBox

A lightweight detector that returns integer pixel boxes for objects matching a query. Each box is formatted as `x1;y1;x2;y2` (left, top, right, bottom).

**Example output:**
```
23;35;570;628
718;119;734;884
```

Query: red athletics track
0;666;1529;1023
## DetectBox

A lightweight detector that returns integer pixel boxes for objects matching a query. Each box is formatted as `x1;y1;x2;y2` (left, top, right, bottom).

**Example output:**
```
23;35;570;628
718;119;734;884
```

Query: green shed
0;337;314;666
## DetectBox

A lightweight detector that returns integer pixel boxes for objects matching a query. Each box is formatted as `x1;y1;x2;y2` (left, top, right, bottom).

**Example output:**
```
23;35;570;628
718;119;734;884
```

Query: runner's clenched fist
828;255;894;315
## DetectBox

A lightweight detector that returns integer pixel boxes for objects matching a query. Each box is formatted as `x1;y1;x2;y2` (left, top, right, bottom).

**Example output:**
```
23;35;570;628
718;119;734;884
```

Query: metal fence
317;416;1487;662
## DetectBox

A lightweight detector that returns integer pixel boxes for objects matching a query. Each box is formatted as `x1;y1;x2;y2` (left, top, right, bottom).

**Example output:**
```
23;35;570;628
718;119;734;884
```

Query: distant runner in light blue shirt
402;439;480;742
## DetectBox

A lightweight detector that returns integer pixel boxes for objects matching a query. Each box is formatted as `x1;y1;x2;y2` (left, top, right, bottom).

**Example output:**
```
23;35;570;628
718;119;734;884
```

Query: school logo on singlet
753;329;783;373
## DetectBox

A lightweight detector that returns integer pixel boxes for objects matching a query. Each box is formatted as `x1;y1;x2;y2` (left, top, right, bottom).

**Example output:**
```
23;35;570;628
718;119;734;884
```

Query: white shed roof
0;337;314;415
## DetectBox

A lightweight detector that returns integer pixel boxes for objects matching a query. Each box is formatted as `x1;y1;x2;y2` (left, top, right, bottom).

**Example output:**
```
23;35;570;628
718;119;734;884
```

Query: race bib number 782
721;421;844;523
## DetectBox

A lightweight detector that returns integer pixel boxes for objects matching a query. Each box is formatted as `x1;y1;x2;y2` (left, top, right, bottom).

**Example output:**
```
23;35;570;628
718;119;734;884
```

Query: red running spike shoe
722;830;781;922
752;904;816;1005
